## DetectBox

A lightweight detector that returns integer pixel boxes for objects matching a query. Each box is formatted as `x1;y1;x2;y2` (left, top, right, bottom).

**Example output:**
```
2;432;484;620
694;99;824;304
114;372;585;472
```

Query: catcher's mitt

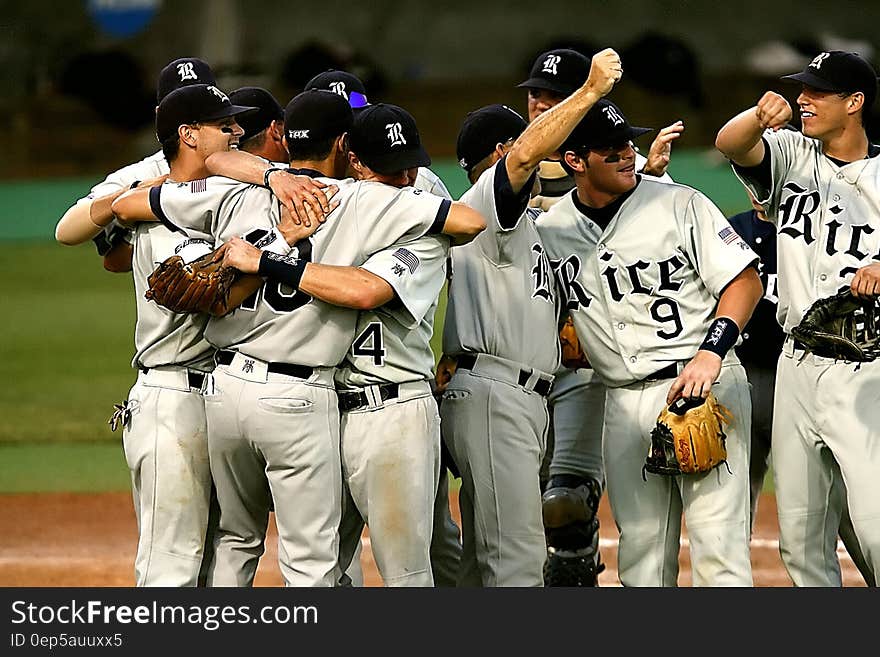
145;248;239;315
643;392;733;477
559;314;590;369
790;288;880;362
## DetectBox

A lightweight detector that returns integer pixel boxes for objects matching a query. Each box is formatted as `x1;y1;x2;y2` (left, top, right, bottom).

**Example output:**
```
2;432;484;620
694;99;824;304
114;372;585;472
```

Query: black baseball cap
456;104;528;173
349;103;430;174
283;89;353;150
156;84;258;143
304;69;370;109
781;51;878;109
229;87;284;141
156;57;216;103
518;48;589;96
561;99;653;152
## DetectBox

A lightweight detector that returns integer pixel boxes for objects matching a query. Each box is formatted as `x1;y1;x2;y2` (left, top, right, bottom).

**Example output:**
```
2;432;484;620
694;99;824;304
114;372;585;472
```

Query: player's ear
179;124;197;147
847;92;864;115
563;150;586;173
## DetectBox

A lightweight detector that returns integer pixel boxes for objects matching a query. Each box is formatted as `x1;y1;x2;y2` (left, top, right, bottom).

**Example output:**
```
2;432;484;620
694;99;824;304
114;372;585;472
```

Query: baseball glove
790;288;880;362
145;247;239;315
559;314;590;369
643;392;733;477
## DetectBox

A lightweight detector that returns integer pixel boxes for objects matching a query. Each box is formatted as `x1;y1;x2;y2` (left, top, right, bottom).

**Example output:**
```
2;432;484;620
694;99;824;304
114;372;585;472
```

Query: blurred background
1;0;879;490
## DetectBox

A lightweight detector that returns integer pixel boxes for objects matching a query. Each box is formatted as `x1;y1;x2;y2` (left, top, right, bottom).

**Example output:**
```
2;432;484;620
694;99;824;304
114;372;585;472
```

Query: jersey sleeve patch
718;226;739;244
190;179;207;193
392;247;420;274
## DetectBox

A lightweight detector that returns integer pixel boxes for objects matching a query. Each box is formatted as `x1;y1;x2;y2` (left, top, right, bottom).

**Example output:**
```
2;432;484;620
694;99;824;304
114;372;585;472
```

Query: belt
216;350;313;380
139;367;205;390
337;383;399;412
643;362;683;382
457;353;553;396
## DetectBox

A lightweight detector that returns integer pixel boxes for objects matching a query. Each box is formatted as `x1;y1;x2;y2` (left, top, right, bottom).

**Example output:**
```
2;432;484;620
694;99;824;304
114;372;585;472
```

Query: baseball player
716;49;880;586
106;83;257;586
517;46;683;585
538;98;763;586
228;86;288;163
116;90;484;586
305;68;465;585
437;48;622;587
55;57;217;269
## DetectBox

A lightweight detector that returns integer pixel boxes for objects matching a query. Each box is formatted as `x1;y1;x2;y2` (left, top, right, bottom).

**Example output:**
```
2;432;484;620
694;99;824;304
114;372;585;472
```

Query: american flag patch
718;226;739;244
392;247;419;274
190;179;207;193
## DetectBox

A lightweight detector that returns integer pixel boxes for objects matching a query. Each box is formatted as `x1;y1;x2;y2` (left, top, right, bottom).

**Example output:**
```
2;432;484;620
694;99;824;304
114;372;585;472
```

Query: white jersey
537;177;758;387
336;235;449;387
732;129;880;332
131;221;215;371
443;158;561;373
414;167;452;199
152;176;450;366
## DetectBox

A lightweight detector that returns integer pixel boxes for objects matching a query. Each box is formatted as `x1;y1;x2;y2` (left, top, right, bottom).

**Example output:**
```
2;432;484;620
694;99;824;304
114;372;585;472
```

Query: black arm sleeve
494;155;536;230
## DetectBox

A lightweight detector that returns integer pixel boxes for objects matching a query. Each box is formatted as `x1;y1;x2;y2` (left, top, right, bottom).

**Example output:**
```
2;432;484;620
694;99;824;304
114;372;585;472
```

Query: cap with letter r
456;104;528;173
518;48;589;96
155;84;257;143
229;87;284;142
560;99;653;152
781;51;878;109
304;69;370;109
156;57;216;103
349;103;431;174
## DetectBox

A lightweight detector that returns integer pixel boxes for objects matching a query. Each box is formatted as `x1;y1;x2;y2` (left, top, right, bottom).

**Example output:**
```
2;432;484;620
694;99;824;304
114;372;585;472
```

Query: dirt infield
0;490;867;587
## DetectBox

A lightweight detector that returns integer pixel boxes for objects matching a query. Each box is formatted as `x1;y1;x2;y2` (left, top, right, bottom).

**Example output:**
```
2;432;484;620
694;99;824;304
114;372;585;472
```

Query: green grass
0;443;130;492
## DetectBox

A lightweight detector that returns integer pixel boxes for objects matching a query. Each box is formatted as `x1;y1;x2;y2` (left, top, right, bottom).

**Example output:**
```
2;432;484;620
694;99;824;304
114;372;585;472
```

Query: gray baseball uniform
152;174;450;586
122;219;215;586
538;176;758;586
733;127;880;586
336;235;448;586
441;156;560;586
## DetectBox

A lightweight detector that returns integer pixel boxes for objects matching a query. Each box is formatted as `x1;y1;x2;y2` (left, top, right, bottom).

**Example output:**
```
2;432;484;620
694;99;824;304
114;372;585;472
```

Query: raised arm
439;201;487;246
505;47;622;192
715;92;792;167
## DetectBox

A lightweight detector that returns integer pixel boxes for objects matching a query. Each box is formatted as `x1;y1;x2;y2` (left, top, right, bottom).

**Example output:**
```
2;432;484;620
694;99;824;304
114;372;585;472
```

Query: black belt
139;367;205;390
456;353;553;397
643;362;682;382
216;350;313;380
337;383;400;412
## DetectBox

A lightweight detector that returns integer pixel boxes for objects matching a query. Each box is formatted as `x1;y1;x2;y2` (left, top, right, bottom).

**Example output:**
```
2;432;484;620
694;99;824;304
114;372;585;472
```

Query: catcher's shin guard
542;475;604;586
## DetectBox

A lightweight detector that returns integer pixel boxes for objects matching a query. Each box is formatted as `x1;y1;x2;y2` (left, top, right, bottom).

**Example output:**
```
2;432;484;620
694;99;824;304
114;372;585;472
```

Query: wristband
263;167;284;188
258;251;306;289
699;317;740;358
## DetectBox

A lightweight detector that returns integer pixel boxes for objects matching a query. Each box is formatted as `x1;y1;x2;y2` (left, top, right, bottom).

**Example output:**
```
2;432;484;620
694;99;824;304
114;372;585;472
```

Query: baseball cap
283;89;354;151
561;99;653;152
156;57;216;103
456;104;528;173
349;103;430;174
304;69;370;109
156;84;258;143
229;87;284;141
781;51;878;108
518;48;590;96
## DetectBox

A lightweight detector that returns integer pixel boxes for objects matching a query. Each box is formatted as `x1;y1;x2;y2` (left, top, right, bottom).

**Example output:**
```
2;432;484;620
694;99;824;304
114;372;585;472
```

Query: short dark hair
161;135;181;163
239;129;268;154
288;133;338;161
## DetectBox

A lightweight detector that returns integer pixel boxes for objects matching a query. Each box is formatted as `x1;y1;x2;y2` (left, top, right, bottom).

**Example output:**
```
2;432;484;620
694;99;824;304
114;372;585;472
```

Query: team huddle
55;45;880;587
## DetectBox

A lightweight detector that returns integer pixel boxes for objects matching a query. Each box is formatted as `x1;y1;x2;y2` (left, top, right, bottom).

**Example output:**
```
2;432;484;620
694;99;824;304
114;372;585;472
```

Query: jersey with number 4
537;178;758;387
151;176;450;366
336;235;449;387
732;129;880;332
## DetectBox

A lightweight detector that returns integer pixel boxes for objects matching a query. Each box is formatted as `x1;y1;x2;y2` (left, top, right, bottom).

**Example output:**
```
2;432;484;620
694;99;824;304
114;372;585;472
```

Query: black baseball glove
790;288;880;362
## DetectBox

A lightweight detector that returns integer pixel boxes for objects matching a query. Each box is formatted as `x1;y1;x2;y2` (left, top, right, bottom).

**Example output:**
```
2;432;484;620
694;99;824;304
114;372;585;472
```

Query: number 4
352;322;386;365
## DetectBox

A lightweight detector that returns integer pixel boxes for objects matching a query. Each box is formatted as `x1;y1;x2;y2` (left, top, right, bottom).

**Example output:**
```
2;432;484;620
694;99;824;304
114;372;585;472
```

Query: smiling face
193;116;245;158
583;142;639;195
797;85;858;140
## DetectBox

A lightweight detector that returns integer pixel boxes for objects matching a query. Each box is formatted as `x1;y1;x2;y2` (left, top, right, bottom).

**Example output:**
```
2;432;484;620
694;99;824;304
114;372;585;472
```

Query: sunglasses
589;141;636;163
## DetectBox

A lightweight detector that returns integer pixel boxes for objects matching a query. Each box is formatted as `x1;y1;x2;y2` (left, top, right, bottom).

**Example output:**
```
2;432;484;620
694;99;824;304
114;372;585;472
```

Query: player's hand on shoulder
586;48;622;97
642;120;684;177
220;237;262;275
269;171;339;228
134;174;169;189
755;91;792;131
850;263;880;299
666;350;722;405
278;204;324;245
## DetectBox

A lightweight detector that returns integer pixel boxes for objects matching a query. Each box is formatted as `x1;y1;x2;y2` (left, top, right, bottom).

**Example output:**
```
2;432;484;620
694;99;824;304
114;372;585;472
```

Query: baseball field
0;156;867;586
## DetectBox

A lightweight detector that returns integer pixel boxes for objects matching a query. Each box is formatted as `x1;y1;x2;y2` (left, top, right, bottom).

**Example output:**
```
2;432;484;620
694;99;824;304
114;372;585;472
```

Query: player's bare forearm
506;48;621;191
55;190;125;246
715;266;763;330
299;264;394;310
111;188;158;227
205;150;272;185
716;92;790;167
442;203;487;245
211;275;264;316
851;262;880;298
